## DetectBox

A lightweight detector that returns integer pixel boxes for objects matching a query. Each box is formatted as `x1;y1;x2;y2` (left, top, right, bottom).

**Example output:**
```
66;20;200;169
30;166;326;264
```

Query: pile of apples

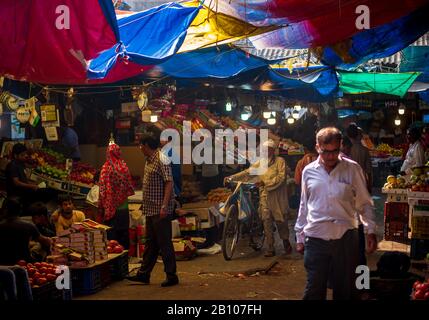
412;280;429;300
69;162;96;185
107;240;124;254
17;260;59;288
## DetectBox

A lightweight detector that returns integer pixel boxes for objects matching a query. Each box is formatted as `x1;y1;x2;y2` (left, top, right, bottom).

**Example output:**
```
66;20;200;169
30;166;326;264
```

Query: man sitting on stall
5;144;39;208
0;198;52;265
51;194;85;234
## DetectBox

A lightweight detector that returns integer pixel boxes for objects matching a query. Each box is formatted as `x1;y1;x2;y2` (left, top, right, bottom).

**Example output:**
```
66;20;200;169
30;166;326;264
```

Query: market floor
77;191;405;300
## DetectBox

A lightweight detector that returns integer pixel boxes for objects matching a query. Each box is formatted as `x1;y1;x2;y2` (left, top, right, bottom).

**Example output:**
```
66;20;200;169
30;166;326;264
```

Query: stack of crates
384;193;409;243
410;205;429;260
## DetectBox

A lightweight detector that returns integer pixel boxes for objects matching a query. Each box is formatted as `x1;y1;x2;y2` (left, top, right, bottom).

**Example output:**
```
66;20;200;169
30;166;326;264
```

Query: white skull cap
262;139;276;149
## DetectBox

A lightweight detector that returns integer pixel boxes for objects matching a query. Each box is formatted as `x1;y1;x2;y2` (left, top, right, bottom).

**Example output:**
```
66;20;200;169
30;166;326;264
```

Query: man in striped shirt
126;134;178;287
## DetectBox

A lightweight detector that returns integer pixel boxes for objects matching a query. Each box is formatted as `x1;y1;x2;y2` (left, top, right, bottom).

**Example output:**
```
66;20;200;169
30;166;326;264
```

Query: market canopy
316;4;429;69
0;0;120;84
338;71;421;97
205;0;429;48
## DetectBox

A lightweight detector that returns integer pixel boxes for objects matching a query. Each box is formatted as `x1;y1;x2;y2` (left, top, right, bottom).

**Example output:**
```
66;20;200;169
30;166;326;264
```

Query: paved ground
77;191;411;300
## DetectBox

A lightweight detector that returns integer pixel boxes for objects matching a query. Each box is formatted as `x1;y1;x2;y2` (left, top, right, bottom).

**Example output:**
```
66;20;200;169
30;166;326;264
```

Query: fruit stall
15;219;129;300
382;167;429;262
26;148;96;196
371;143;405;188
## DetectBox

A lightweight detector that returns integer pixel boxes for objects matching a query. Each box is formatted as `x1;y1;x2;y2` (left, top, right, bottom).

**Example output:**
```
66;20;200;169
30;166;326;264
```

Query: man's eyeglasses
318;148;340;155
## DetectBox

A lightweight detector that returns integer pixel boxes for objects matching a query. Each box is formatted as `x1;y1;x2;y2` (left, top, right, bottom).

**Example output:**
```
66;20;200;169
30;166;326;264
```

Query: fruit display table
30;171;92;196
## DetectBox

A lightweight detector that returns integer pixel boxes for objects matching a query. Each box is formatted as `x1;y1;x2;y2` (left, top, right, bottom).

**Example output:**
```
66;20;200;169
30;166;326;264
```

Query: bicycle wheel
222;204;240;261
249;213;264;251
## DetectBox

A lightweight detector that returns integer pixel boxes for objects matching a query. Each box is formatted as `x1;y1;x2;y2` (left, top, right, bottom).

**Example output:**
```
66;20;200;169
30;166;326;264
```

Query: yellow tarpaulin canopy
178;1;279;53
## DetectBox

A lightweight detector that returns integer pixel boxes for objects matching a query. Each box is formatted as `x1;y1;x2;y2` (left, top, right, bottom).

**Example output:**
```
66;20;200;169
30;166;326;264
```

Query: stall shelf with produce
25;148;96;196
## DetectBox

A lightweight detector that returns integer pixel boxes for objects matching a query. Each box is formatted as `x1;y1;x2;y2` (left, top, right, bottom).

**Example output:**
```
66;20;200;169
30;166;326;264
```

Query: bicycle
221;180;265;261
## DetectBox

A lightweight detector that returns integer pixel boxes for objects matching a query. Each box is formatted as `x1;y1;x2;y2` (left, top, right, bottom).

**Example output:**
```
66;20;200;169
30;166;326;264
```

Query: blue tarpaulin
158;45;273;79
89;3;200;79
320;4;429;70
400;46;429;82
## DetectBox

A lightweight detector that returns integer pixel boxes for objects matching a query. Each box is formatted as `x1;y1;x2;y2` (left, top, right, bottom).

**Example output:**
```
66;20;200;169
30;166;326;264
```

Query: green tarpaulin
338;71;421;97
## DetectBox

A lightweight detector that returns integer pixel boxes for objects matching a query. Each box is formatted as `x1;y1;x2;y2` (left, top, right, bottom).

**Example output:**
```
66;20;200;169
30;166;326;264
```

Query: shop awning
211;0;429;49
317;5;429;70
88;2;200;79
0;0;119;84
338;71;421;97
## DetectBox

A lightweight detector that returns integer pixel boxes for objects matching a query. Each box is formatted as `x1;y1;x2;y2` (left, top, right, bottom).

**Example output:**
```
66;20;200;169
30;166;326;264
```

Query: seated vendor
0;198;52;265
51;194;85;234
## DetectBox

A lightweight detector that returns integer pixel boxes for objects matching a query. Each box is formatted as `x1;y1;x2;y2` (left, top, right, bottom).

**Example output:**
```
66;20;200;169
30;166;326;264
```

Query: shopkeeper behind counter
5;143;41;209
401;127;426;175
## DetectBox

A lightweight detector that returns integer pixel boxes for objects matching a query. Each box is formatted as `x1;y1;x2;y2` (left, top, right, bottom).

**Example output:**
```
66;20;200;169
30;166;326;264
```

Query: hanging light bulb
398;105;405;115
241;113;250;121
225;101;232;112
294;104;302;111
150;115;158;123
263;111;272;119
267;118;276;125
287;117;295;124
292;110;300;119
394;117;401;126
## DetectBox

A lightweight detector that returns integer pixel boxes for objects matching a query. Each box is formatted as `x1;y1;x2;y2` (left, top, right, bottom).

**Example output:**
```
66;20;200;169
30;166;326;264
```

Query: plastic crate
109;253;129;280
384;202;409;222
411;214;429;240
99;263;112;287
71;267;102;295
32;281;63;301
410;238;429;260
384;221;409;243
369;272;422;300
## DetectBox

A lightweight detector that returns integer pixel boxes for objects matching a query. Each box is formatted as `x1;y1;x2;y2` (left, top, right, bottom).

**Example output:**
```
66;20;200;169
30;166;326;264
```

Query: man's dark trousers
139;215;177;278
303;229;359;300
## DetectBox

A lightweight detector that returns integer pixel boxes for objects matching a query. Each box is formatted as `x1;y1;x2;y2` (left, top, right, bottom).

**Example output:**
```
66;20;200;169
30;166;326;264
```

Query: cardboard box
177;214;200;231
181;202;223;229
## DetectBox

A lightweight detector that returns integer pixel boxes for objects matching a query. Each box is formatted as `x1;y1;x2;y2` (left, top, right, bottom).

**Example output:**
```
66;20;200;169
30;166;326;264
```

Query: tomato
17;260;27;267
40;267;48;274
38;278;47;285
415;290;426;300
33;272;41;279
420;283;429;293
108;240;119;247
27;263;34;268
41;262;49;268
46;274;56;281
27;268;36;275
34;262;41;268
113;245;124;253
413;281;422;289
424;291;429;300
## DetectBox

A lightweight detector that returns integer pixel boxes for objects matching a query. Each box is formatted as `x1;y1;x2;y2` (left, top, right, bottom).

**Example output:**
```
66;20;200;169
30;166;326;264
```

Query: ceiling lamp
263;111;272;119
241;113;250;121
267;118;276;125
394;116;401;126
294;104;302;111
292;110;300;119
398;105;405;115
287;117;295;124
225;102;232;112
150;115;158;123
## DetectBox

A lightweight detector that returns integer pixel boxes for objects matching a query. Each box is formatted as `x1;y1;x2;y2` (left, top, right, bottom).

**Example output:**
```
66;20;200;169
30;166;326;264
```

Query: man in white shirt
400;127;426;175
295;127;377;300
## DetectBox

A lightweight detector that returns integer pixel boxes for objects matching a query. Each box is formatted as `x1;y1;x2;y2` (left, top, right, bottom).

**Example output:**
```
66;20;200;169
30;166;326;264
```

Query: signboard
41;104;57;122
